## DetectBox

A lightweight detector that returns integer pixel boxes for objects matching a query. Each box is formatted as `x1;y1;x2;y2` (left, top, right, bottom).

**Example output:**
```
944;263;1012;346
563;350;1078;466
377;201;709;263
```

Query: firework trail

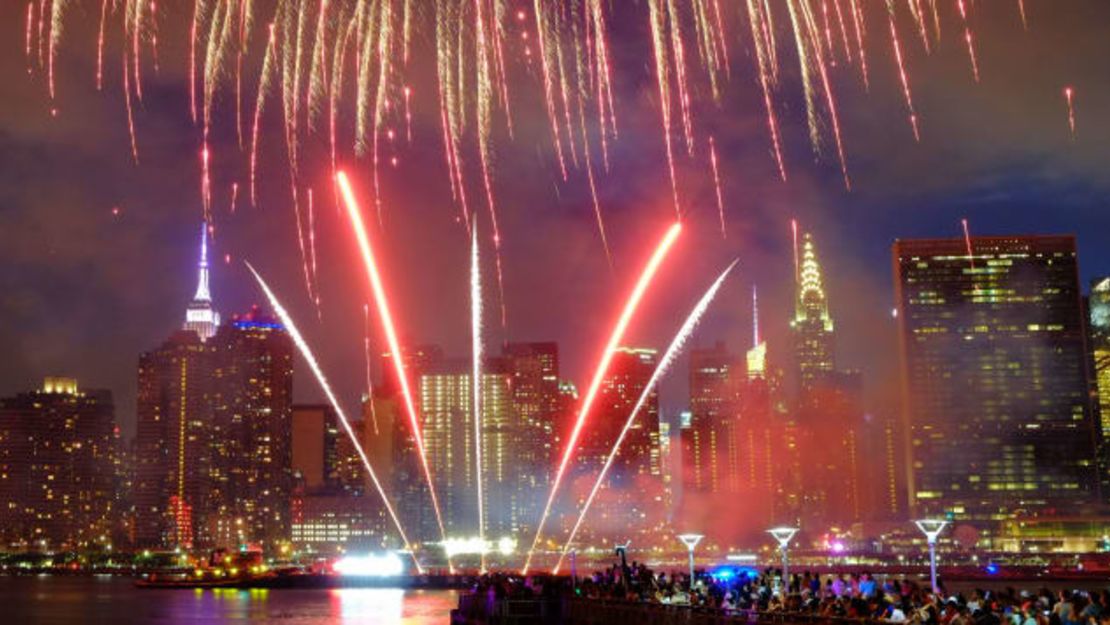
961;217;975;269
189;0;203;124
1018;0;1028;30
887;3;921;141
584;144;613;271
832;0;852;64
471;224;486;573
47;0;66;102
648;0;681;216
552;259;738;573
122;50;140;164
290;186;312;294
25;3;33;75
244;262;422;573
37;0;46;74
533;0;567;180
786;0;820;154
250;23;277;208
337;171;450;548
130;0;145;102
307;187;320;307
747;0;787;181
907;0;930;54
955;0;980;83
230;182;239;214
798;0;851;189
96;0;107;89
522;222;682;575
849;0;869;90
362;304;380;435
709;136;726;237
1064;86;1077;139
666;0;694;155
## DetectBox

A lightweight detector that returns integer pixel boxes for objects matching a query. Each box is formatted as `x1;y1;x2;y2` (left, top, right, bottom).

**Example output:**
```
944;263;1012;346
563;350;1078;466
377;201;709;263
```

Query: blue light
986;563;1000;575
232;321;285;331
712;569;734;581
711;566;758;582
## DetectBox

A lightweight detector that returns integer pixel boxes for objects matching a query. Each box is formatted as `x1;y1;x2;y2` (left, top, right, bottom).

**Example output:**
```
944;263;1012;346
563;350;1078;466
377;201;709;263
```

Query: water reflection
0;576;458;624
332;588;404;623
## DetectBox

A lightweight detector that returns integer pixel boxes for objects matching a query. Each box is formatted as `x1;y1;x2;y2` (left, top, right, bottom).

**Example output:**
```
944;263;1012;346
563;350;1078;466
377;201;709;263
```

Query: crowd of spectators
467;562;1110;625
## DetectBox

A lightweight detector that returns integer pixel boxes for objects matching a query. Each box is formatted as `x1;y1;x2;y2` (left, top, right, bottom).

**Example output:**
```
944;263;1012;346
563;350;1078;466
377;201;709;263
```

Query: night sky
2;1;1108;438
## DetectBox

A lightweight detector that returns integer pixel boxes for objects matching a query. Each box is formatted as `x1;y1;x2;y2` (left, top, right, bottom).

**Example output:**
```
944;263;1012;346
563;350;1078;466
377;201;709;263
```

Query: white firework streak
552;259;739;573
471;223;486;573
245;261;423;574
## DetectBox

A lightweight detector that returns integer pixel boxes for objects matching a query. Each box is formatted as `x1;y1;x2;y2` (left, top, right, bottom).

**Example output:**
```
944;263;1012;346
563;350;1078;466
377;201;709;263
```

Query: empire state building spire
184;223;220;340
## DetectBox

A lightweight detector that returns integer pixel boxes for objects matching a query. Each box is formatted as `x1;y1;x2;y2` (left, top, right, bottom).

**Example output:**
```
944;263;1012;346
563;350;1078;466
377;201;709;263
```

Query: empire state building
184;223;221;341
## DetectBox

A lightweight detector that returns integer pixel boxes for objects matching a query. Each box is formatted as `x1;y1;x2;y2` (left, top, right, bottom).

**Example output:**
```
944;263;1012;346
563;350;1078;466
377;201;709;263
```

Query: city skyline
3;5;1110;440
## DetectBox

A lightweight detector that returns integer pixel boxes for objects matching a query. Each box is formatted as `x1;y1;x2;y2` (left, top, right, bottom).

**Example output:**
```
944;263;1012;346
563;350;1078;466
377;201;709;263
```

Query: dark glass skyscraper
893;235;1100;521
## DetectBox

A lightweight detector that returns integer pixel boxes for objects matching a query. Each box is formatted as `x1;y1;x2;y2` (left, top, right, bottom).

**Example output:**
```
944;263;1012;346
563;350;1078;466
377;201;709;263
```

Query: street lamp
914;519;948;594
767;527;799;596
677;534;704;590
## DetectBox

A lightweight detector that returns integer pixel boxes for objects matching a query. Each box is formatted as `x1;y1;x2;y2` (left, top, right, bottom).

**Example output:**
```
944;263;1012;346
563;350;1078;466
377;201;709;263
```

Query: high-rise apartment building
209;308;294;548
417;360;514;537
502;342;562;536
134;330;214;549
576;347;662;537
684;341;739;496
0;378;117;549
893;235;1100;521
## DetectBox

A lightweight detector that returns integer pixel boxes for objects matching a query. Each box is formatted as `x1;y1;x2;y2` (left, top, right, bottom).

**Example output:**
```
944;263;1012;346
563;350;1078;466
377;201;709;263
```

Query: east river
0;575;458;624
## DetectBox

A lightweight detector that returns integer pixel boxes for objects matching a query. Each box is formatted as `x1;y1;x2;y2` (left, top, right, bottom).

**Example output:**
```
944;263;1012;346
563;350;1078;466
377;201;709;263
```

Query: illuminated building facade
1089;277;1110;498
135;222;222;549
502;342;562;536
417;362;515;537
792;233;835;393
135;330;214;549
0;379;117;549
577;347;662;537
183;223;220;341
683;341;739;495
381;344;443;540
209;308;294;549
290;490;387;553
893;235;1100;520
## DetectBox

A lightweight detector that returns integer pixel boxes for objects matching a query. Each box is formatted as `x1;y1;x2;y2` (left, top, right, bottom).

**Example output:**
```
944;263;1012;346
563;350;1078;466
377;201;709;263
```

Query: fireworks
1064;86;1077;139
708;136;726;238
337;171;450;549
551;258;738;574
245;261;422;574
522;221;682;574
25;1;1059;253
471;224;486;574
961;217;975;270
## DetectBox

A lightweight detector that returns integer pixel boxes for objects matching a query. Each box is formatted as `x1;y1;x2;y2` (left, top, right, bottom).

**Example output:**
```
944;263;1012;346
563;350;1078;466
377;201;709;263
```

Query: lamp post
767;527;799;596
914;519;949;594
677;534;704;590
